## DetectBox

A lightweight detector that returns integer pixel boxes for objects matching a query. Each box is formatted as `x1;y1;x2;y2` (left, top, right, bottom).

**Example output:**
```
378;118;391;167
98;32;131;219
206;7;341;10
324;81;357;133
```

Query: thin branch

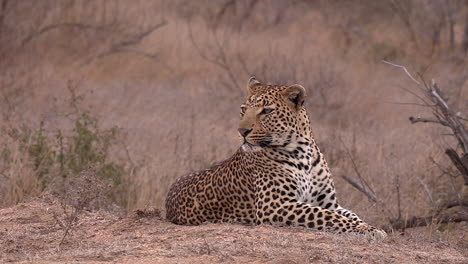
188;22;228;70
409;116;449;126
86;48;159;63
22;22;114;46
396;84;431;106
431;81;449;110
237;53;251;76
115;21;167;47
339;137;375;194
341;175;383;205
395;174;402;220
212;29;239;88
417;177;435;208
59;209;79;248
187;20;240;90
382;60;420;85
448;170;462;204
82;21;167;65
384;101;433;107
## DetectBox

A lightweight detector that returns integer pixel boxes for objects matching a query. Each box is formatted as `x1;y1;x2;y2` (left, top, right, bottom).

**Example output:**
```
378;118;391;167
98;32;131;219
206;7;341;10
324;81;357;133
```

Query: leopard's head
238;77;310;152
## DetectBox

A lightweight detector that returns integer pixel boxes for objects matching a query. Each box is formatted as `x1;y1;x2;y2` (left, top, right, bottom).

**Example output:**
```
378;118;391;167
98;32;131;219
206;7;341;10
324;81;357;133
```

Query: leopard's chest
268;148;329;205
252;141;333;205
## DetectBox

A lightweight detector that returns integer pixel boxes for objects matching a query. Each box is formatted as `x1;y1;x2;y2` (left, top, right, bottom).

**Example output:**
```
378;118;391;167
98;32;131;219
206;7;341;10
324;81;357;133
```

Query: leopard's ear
247;76;262;95
282;84;306;110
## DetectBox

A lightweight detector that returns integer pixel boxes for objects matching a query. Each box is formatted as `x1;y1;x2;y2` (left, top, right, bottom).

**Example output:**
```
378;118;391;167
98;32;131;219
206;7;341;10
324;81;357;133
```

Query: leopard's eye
240;106;247;113
240;106;247;116
260;108;274;115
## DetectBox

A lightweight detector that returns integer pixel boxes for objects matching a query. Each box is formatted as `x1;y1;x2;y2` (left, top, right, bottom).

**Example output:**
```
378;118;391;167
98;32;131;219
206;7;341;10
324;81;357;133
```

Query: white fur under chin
241;143;263;152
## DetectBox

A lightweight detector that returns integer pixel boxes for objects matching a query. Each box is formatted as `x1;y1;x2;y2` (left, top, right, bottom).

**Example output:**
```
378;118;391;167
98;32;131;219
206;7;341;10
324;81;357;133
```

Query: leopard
165;77;387;239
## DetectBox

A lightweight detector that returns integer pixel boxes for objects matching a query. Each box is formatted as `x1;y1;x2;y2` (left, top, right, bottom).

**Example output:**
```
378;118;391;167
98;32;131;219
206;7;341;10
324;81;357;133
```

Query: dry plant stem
395;174;402;220
340;175;396;226
417;177;435;208
340;175;397;232
59;209;78;248
382;60;420;85
339;137;396;222
339;137;375;195
388;0;420;50
82;20;167;65
22;23;114;46
187;21;240;90
409;116;449;127
341;175;384;206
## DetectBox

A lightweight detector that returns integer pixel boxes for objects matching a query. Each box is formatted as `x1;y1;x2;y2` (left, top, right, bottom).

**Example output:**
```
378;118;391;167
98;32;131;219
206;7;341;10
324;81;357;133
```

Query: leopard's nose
238;128;252;138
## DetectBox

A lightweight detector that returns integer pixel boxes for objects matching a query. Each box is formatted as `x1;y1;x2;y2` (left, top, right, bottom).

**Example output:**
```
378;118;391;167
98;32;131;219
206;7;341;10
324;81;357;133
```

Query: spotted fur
165;77;386;239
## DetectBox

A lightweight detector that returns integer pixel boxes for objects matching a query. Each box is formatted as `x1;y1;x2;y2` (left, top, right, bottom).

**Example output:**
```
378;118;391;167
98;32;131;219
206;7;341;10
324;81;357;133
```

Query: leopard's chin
241;142;263;152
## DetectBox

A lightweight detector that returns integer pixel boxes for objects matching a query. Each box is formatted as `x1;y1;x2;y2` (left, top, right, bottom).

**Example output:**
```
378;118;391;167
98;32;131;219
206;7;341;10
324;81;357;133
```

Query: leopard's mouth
241;142;263;152
241;137;272;152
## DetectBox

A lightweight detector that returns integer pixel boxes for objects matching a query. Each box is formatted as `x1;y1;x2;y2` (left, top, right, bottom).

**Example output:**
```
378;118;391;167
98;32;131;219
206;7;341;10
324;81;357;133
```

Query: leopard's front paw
355;223;387;241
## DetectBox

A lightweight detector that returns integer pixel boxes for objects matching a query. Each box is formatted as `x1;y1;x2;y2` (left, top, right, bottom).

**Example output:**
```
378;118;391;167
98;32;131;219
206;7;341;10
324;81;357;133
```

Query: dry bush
51;166;112;247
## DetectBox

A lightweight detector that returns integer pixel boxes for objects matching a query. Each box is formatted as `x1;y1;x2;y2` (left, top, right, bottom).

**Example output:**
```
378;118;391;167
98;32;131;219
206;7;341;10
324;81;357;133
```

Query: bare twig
22;23;114;46
382;60;420;85
448;171;462;203
341;174;396;224
187;20;240;90
59;209;79;248
86;48;160;64
82;20;167;65
339;137;395;220
395;174;402;220
339;137;374;192
417;177;435;208
388;0;420;49
409;116;449;126
384;101;433;107
396;84;431;105
341;175;385;206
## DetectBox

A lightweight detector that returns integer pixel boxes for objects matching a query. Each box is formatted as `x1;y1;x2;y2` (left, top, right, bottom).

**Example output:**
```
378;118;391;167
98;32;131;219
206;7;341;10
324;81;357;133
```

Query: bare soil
1;196;466;264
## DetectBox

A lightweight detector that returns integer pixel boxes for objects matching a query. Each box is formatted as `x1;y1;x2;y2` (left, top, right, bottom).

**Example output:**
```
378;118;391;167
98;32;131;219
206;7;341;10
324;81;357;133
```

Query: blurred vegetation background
0;0;467;234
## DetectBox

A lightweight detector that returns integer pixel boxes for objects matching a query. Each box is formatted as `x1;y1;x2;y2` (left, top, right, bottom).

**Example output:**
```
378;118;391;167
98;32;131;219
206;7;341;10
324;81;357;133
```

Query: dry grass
0;0;467;241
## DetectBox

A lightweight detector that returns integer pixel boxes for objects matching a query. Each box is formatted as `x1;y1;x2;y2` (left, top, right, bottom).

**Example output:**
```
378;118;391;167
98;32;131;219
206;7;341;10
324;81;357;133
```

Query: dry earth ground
1;195;466;264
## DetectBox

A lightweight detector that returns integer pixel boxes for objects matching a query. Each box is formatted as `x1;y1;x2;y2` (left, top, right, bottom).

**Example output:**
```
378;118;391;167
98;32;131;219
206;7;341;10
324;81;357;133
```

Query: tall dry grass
0;1;467;234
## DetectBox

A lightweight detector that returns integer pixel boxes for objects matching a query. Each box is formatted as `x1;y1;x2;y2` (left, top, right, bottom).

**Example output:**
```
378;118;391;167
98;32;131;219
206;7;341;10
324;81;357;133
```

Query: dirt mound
0;197;466;264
